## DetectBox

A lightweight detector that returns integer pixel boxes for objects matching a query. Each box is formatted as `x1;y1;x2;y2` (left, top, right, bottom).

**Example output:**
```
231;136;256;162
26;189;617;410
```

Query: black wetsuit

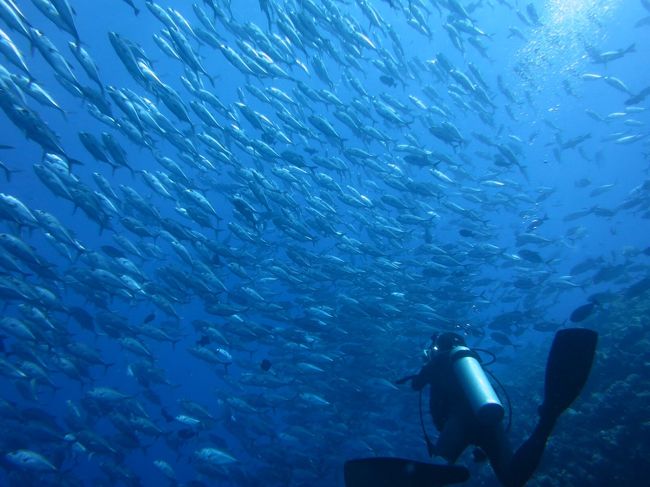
412;350;555;487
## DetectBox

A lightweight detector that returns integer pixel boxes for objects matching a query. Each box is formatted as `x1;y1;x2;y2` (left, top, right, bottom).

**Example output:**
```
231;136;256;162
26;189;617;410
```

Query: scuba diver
344;327;598;487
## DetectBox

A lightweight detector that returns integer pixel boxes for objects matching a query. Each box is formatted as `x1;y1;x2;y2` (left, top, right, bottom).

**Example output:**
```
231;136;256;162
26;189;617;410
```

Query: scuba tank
449;345;504;425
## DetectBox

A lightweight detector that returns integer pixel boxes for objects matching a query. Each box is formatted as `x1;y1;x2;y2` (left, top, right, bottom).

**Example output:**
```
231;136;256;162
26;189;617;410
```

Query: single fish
569;301;598;322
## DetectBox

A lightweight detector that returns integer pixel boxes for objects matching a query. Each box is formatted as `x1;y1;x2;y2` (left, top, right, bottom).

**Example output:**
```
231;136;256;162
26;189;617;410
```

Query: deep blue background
1;0;648;485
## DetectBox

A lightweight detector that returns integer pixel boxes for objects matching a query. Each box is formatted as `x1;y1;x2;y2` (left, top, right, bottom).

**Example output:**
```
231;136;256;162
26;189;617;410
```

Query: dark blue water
1;0;649;485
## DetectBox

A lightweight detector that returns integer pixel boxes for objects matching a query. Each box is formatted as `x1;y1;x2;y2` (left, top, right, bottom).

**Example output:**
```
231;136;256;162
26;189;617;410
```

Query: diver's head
423;332;466;361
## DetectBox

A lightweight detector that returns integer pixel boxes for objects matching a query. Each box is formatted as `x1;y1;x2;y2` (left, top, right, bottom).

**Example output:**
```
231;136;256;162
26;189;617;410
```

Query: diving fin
344;457;469;487
507;328;598;487
541;328;598;420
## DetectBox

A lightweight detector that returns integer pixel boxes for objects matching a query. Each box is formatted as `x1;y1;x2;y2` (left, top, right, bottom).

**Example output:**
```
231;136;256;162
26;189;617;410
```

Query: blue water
0;0;649;485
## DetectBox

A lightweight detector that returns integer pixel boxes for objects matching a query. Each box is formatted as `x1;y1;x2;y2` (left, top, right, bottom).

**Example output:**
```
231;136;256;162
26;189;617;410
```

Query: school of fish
0;0;649;485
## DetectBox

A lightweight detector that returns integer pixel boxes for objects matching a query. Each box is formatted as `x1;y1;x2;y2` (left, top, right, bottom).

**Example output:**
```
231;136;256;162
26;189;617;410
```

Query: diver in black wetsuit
344;328;598;487
411;333;504;464
410;331;544;487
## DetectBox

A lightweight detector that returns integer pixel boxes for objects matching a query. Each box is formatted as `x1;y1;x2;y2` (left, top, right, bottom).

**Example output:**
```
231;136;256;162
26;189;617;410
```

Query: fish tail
171;337;183;350
28;36;36;57
72;244;85;261
102;362;115;374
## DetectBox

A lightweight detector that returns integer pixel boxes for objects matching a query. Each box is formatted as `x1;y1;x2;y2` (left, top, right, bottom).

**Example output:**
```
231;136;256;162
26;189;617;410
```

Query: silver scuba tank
449;345;504;425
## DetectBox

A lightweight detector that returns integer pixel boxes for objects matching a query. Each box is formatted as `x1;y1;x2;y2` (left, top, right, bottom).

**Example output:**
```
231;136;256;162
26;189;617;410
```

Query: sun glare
548;0;597;25
513;0;622;96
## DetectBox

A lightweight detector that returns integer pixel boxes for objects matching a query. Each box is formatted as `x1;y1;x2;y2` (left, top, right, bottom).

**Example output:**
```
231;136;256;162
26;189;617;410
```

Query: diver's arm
410;359;438;391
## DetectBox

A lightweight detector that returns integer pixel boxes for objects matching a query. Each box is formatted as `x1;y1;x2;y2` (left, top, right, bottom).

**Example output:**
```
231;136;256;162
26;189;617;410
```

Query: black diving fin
541;327;598;420
344;457;469;487
507;328;599;486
